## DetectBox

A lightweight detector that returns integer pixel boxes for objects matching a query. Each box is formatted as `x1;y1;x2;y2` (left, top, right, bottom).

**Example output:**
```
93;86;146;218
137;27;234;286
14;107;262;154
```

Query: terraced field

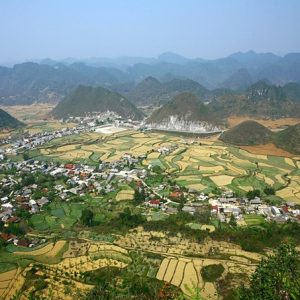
21;129;300;203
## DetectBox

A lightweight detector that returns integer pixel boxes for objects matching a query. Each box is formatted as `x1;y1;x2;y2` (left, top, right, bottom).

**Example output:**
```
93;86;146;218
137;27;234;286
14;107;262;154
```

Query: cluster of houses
1;126;90;156
208;191;300;224
143;185;300;225
0;150;153;246
1;119;299;248
65;111;140;129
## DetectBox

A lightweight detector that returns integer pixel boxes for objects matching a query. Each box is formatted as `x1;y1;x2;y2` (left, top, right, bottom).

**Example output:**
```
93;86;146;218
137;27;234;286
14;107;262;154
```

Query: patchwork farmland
17;129;300;203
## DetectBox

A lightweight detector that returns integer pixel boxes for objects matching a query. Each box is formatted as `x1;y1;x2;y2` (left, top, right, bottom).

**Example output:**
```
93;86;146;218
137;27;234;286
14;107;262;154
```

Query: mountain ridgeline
52;86;144;120
220;120;300;154
0;109;24;129
209;81;300;118
1;51;300;105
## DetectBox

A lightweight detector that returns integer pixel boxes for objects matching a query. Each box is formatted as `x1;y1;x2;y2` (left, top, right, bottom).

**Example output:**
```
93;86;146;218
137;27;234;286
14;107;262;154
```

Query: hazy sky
1;0;300;62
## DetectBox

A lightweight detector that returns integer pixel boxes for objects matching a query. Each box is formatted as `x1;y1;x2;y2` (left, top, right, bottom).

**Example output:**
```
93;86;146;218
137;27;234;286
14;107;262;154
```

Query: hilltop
146;92;221;132
52;85;144;120
127;77;165;105
220;120;300;154
219;120;273;146
273;123;300;154
0;109;24;129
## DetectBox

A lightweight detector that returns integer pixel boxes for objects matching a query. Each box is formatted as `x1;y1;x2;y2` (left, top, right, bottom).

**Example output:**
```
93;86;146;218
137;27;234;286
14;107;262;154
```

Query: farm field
0;104;55;123
18;128;300;203
0;232;262;300
227;116;300;130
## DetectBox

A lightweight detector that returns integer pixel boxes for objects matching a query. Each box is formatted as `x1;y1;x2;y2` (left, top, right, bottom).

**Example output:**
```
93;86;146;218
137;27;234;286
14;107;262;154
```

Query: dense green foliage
212;222;300;252
238;243;300;300
80;209;94;226
201;264;225;282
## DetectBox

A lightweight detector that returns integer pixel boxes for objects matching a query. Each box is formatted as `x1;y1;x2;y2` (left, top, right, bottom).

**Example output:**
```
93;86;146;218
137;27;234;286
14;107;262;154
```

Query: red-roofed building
64;164;75;170
211;205;218;214
281;206;289;214
170;191;183;199
6;217;20;224
79;172;90;179
0;233;16;242
149;199;161;208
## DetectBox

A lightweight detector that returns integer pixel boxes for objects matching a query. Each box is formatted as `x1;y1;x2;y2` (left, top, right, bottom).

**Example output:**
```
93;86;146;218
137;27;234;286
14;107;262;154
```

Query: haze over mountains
1;51;300;106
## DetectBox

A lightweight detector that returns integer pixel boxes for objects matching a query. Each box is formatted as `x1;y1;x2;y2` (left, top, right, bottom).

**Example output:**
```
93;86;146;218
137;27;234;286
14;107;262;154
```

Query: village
0;111;138;158
0;138;299;249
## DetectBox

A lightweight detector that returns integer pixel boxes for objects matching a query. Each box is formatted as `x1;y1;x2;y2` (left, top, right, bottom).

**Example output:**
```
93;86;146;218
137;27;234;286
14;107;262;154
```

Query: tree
264;187;275;195
238;243;300;300
246;189;261;200
22;152;29;161
134;189;145;204
229;214;237;227
80;209;94;226
152;165;162;174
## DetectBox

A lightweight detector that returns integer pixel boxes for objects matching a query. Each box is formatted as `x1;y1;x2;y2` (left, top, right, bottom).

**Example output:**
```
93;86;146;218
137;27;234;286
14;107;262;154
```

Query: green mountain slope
273;123;300;154
219;120;273;146
52;85;144;120
146;92;220;126
0;109;24;129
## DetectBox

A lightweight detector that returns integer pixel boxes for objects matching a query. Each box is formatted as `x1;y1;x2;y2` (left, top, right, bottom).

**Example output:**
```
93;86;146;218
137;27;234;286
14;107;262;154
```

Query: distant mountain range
52;85;144;120
0;109;23;129
219;120;300;154
1;51;300;105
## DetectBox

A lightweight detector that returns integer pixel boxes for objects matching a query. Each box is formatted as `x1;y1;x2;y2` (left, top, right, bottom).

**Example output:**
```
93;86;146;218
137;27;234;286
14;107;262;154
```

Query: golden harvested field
276;186;300;203
227;116;300;130
59;150;91;159
116;189;135;201
199;165;224;172
32;129;299;201
147;152;161;159
240;143;295;157
0;104;55;122
210;175;235;186
156;255;256;299
0;267;27;300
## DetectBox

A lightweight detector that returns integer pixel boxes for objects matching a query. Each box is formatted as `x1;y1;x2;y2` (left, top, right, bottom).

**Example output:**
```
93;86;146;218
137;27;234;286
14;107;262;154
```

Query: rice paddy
22;128;300;203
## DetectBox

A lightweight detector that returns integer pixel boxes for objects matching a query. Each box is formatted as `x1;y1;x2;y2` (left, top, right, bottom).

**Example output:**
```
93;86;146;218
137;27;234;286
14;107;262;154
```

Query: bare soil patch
240;143;294;157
